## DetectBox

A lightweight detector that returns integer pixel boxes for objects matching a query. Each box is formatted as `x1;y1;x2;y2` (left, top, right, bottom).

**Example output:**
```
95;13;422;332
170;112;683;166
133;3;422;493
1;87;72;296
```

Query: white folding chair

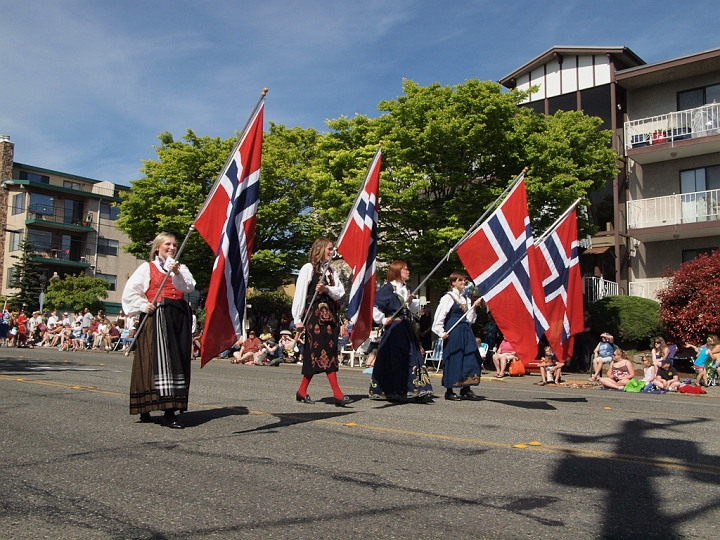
424;340;444;372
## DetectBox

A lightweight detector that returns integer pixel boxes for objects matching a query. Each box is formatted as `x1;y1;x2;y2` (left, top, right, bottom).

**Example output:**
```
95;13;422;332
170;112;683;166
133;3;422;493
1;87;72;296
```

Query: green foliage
246;289;292;319
9;238;44;312
44;274;110;313
251;123;323;289
587;296;662;349
657;249;720;344
310;78;618;281
516;109;618;237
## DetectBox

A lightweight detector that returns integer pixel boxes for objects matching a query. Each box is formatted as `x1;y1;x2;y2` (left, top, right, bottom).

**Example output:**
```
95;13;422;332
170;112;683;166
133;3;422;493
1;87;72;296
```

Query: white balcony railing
627;188;720;229
628;278;669;302
624;102;720;153
583;276;619;303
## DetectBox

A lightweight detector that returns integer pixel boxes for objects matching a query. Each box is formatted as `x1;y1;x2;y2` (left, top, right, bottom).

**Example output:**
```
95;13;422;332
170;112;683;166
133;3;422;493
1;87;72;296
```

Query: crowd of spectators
0;307;137;352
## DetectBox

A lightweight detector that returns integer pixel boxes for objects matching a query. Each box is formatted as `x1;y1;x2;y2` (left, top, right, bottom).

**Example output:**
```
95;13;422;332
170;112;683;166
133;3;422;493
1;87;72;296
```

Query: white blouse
122;258;196;316
292;263;345;326
431;289;477;338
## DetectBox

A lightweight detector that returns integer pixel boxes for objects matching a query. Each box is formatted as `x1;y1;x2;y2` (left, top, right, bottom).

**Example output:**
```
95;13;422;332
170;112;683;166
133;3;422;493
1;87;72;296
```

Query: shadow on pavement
553;417;720;538
233;410;356;435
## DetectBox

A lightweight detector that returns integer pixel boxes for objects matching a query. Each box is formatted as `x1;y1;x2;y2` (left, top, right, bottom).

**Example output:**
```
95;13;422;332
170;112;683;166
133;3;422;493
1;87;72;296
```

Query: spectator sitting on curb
654;358;681;392
589;332;617;382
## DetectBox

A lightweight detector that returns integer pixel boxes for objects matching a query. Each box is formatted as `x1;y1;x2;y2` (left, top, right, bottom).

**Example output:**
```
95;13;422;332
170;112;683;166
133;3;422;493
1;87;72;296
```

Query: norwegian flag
456;178;547;364
336;148;381;350
194;101;264;367
532;205;584;362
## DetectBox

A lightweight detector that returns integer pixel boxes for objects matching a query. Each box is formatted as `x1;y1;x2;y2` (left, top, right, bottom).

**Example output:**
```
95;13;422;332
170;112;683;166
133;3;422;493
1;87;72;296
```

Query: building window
9;231;23;251
11;192;25;215
29;193;55;216
99;202;120;220
64;199;84;225
19;170;49;184
97;238;119;256
27;230;52;252
682;248;715;263
96;273;117;291
7;268;18;288
678;83;720;111
680;165;720;193
63;180;82;190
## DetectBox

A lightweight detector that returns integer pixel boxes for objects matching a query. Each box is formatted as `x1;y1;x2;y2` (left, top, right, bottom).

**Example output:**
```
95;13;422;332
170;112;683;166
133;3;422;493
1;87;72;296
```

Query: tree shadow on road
552;417;720;538
233;410;356;435
0;356;91;373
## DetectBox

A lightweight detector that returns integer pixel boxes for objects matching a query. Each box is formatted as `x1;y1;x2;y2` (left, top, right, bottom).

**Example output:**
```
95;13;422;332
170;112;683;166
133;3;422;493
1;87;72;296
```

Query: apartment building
618;47;720;300
500;45;720;301
0;135;142;313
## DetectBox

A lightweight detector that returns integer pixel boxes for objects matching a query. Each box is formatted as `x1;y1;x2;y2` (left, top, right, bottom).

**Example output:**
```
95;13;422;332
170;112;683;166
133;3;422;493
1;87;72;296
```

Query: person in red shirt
232;330;263;364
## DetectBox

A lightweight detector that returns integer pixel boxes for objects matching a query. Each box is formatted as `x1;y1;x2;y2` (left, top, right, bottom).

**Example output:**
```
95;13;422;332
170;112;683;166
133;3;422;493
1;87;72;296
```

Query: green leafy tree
310;79;618;284
515;108;618;237
44;274;110;313
9;238;44;312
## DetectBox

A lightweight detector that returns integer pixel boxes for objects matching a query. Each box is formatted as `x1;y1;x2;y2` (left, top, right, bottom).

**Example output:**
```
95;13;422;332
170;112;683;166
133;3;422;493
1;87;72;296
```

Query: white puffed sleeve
292;263;313;326
431;293;454;337
122;263;151;316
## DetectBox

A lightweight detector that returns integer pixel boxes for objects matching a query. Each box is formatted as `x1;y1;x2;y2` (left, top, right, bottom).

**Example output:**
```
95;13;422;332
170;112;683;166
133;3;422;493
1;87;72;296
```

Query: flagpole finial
522;166;528;174
262;88;269;97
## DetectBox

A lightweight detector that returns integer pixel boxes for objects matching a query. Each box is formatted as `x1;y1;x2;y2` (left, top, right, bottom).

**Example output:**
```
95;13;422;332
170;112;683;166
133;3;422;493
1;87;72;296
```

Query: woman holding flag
431;272;483;400
369;261;433;401
122;232;196;428
292;237;349;407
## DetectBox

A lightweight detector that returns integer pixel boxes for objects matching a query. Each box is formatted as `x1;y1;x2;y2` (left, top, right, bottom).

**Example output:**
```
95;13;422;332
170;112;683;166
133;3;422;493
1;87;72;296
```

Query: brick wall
0;136;14;291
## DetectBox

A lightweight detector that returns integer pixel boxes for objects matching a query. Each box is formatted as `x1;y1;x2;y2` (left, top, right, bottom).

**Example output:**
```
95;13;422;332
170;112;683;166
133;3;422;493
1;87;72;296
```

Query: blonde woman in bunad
292;237;349;406
432;272;483;400
122;232;196;429
369;260;433;401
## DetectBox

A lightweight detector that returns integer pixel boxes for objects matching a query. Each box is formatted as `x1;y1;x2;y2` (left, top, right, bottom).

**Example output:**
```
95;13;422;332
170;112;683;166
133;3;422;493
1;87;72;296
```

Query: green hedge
587;295;662;349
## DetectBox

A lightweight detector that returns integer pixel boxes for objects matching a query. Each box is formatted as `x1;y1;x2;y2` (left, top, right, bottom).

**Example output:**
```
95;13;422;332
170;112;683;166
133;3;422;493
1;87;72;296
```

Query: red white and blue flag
532;205;584;362
456;178;547;364
336;148;381;350
194;101;264;367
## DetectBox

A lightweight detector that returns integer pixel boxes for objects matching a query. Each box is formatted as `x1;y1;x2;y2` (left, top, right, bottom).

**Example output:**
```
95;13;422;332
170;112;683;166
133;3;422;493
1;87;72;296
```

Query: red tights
298;372;343;400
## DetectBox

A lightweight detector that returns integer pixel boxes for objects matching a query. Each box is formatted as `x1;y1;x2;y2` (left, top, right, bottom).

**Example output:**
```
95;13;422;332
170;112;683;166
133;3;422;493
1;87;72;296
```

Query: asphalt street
1;346;719;539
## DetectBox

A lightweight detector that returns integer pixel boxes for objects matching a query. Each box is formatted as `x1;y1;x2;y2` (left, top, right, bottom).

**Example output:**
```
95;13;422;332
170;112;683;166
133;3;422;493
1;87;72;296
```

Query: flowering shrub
657;249;720;344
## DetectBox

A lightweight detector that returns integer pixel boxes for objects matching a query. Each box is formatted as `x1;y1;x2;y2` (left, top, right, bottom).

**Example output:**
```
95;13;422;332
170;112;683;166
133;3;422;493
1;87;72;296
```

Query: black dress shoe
334;395;351;407
460;388;477;399
139;412;152;423
162;414;184;429
445;391;460;401
296;391;314;404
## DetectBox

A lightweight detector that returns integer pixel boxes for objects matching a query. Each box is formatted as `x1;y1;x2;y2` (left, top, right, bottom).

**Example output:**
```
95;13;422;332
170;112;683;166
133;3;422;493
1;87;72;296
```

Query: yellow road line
4;374;719;476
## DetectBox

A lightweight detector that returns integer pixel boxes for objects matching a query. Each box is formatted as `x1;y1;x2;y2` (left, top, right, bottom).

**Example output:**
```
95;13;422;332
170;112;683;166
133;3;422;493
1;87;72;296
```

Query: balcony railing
628;278;669;302
583;276;619;303
627;188;720;229
27;204;93;228
624;102;720;153
28;240;92;264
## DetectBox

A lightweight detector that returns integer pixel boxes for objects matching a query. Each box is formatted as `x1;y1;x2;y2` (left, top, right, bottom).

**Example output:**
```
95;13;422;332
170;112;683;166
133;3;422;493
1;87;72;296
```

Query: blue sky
1;0;719;187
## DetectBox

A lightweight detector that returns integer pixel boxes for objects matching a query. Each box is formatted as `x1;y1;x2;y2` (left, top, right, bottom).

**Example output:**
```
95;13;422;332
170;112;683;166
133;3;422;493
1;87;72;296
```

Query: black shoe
296;391;314;404
445;391;460;401
162;414;184;429
334;395;351;407
460;388;477;399
139;413;152;423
